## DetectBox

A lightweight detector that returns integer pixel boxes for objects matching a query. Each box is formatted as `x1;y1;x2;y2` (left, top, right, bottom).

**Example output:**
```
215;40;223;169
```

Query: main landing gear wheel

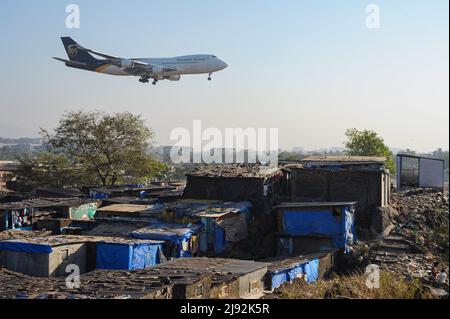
152;79;158;85
139;76;150;83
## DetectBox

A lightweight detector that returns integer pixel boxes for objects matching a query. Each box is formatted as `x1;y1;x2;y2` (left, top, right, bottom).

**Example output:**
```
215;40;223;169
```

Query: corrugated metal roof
263;250;336;273
153;257;270;274
96;204;152;213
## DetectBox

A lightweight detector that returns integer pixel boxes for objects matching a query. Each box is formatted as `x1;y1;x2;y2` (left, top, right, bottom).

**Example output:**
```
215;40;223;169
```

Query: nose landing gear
208;73;212;81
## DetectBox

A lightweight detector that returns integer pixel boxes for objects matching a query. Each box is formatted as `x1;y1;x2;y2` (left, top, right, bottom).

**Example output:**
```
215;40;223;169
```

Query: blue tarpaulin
269;258;319;290
96;241;162;270
130;222;202;258
90;190;109;200
282;205;355;252
304;259;319;283
0;241;53;253
214;225;226;253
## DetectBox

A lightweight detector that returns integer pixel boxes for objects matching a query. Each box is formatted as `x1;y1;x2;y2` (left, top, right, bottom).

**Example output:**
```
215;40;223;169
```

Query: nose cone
217;59;228;70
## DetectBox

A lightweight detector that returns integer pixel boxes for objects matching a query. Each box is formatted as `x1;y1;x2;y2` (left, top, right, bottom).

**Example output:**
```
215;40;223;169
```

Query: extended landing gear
208;73;212;81
139;76;158;85
139;76;150;83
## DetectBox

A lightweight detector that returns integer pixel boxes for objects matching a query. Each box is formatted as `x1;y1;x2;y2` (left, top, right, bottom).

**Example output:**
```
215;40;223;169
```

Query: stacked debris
390;188;449;259
0;229;52;241
368;188;449;290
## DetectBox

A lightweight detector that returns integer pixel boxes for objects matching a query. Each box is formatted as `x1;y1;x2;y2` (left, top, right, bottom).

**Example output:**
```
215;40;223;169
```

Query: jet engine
151;65;164;75
120;59;137;68
165;75;180;81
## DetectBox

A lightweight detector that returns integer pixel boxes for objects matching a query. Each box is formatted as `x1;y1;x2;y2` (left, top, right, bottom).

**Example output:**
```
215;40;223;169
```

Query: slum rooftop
151;257;270;275
0;235;163;247
0;230;52;241
0;161;19;171
273;201;357;209
0;267;172;299
281;155;388;170
96;204;153;214
33;187;85;198
0;197;96;210
300;155;387;164
188;164;280;178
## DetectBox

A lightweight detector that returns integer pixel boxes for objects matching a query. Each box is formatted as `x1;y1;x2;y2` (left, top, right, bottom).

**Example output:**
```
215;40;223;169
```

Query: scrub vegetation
274;270;434;299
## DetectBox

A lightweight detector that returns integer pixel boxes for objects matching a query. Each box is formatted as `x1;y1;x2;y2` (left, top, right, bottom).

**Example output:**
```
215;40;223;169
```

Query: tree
344;128;396;173
34;110;166;186
278;151;303;162
15;152;96;190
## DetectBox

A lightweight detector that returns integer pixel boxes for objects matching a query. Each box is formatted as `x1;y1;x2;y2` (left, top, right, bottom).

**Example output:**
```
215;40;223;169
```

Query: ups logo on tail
67;45;78;58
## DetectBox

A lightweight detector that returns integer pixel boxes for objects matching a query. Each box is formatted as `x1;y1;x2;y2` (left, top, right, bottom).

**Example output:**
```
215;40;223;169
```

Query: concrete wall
183;176;270;213
0;243;88;277
317;251;335;279
237;267;267;298
210;276;240;299
0;250;50;277
173;274;212;299
49;243;87;276
140;286;173;299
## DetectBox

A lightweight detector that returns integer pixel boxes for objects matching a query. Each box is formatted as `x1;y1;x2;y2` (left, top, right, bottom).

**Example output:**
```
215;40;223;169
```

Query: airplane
53;37;228;85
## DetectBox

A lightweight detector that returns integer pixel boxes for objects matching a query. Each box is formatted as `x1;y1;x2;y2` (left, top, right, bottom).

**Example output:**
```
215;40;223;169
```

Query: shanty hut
0;198;98;231
274;202;356;254
263;250;336;291
161;199;252;255
131;221;203;258
0;235;96;277
96;237;164;270
94;203;163;221
282;156;390;231
183;164;283;213
152;257;270;298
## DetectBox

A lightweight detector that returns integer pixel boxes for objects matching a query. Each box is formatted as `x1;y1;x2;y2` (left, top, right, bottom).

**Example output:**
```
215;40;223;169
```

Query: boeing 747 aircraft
54;37;228;85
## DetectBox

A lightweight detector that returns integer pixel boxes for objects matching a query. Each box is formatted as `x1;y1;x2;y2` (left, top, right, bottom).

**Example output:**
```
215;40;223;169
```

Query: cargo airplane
54;37;228;85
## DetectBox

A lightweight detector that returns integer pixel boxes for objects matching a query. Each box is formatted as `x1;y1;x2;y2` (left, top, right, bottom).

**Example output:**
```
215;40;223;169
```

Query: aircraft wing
74;44;178;73
123;63;178;76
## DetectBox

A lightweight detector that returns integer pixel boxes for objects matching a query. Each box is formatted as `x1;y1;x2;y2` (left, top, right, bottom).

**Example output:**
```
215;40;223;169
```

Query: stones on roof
189;164;280;178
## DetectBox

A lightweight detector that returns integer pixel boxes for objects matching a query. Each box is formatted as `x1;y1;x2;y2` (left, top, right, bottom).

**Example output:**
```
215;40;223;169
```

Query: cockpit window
211;55;217;58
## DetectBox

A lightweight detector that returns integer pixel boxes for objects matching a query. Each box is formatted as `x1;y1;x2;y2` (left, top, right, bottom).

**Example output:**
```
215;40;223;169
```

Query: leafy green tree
30;110;167;186
431;148;449;169
344;128;396;173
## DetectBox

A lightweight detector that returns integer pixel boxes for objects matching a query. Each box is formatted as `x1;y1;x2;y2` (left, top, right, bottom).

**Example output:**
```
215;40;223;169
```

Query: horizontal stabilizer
53;57;88;67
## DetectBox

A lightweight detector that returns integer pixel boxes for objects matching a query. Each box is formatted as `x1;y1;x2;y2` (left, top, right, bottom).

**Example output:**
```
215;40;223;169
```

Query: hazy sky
0;0;448;152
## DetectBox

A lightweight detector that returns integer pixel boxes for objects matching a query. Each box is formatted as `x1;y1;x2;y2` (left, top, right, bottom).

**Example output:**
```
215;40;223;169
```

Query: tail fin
61;37;98;63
